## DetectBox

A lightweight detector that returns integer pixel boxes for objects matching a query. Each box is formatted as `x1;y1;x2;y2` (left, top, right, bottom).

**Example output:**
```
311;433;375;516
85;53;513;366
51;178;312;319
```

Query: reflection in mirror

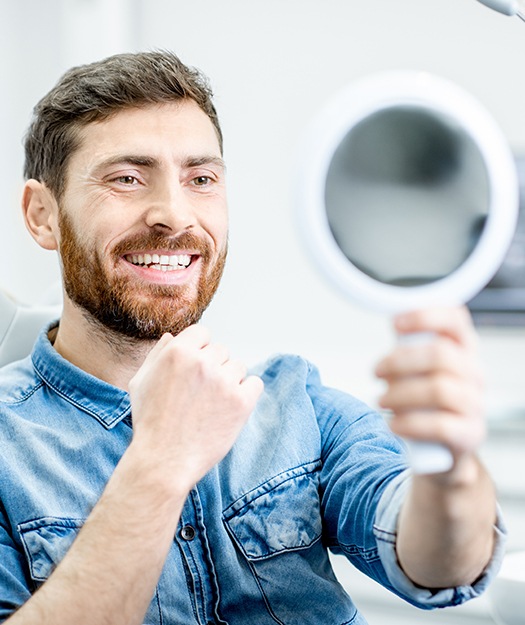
324;106;491;286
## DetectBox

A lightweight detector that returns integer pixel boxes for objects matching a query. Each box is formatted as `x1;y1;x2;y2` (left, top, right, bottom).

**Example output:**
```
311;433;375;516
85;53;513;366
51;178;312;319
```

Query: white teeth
126;253;193;270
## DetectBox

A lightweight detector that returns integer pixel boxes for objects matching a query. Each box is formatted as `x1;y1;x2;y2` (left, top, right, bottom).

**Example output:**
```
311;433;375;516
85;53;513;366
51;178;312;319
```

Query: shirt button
180;525;196;541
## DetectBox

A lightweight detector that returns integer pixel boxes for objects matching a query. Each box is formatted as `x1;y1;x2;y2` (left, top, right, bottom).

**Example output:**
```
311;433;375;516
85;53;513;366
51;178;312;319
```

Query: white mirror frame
296;71;519;314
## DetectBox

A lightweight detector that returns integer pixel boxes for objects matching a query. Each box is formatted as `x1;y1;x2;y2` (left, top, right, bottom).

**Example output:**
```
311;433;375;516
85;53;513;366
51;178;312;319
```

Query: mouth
124;252;195;272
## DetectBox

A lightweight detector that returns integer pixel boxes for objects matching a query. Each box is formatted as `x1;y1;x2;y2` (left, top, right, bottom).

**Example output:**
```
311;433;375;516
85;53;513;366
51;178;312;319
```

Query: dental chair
0;288;62;367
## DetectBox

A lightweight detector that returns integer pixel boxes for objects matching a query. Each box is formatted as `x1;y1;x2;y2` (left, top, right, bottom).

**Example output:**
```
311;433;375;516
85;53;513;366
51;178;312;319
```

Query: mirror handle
405;440;454;475
397;331;454;475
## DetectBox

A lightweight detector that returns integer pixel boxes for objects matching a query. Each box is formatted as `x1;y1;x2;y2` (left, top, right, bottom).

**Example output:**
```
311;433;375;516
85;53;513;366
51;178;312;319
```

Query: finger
394;306;478;350
389;410;486;452
171;324;211;350
378;374;483;416
239;374;265;407
138;326;212;381
151;332;174;351
139;332;174;368
375;339;484;384
200;342;230;365
141;326;211;370
221;358;248;384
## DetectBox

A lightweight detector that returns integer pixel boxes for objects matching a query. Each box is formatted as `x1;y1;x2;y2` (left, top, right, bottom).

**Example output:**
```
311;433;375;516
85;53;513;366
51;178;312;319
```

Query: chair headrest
0;291;61;367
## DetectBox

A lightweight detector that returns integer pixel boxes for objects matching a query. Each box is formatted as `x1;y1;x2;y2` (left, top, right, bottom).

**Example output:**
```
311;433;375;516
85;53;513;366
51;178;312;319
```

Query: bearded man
0;51;505;625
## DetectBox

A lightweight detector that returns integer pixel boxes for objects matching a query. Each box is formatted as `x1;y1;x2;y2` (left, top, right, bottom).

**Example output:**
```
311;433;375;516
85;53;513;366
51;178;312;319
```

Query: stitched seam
245;533;323;562
336;542;380;562
154;586;163;625
18;517;85;531
33;369;128;427
176;539;200;624
1;380;45;406
245;557;285;625
373;524;397;545
223;459;321;518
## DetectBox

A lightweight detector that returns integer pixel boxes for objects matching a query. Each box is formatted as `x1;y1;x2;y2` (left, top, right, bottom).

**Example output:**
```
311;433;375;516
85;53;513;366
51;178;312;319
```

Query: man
0;51;505;624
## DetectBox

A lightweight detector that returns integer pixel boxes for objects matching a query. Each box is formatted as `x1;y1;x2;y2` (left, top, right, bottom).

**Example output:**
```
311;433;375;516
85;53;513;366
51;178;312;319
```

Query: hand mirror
296;71;519;473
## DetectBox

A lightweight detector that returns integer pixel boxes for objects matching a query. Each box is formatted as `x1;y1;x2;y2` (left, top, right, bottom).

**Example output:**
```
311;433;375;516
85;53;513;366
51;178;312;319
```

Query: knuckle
432;339;458;369
427;341;446;366
217;343;230;358
433;417;451;444
232;359;247;378
164;340;185;361
195;356;214;379
429;376;450;406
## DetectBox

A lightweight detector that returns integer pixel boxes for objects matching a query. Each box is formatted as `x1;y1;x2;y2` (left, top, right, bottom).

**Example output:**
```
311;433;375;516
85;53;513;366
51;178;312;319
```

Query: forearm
7;441;188;625
396;455;497;589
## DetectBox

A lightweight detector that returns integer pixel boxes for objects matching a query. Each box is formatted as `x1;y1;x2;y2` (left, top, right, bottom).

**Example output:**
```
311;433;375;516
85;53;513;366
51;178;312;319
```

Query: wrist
118;439;194;507
431;453;484;489
411;454;496;522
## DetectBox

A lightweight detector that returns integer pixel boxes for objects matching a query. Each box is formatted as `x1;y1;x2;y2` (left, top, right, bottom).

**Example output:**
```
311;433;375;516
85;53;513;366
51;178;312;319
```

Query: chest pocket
17;516;162;625
223;461;359;625
18;517;84;582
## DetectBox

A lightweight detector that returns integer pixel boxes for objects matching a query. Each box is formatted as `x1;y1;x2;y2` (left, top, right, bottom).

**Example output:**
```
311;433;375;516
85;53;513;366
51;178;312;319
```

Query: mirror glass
325;107;491;287
296;71;518;313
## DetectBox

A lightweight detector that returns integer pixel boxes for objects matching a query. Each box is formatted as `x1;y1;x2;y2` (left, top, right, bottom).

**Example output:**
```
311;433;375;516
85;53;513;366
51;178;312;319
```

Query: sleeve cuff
373;468;508;609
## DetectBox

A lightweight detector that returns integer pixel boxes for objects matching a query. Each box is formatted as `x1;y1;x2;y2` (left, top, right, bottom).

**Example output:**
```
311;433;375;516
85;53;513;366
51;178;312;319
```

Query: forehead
70;100;221;169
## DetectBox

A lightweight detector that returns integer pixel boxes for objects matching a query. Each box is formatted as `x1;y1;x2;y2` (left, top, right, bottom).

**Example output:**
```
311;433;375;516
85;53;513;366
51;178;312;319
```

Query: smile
124;253;193;272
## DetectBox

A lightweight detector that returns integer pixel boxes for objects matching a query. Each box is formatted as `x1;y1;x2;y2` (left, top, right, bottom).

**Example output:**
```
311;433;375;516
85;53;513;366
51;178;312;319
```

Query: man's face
55;100;228;340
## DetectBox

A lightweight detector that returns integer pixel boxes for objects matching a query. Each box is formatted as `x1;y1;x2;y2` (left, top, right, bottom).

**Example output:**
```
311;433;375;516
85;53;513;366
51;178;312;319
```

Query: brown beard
58;210;227;340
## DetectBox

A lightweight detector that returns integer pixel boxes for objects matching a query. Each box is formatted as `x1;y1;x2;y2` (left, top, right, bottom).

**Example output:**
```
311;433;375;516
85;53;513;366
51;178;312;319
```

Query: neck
52;297;155;391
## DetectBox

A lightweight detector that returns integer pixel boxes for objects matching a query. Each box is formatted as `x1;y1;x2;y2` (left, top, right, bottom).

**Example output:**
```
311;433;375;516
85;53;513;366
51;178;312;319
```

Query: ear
22;180;59;251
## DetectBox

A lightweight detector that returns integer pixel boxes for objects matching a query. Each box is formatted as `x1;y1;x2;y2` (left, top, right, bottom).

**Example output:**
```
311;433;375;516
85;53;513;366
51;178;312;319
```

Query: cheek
206;206;229;248
65;186;124;237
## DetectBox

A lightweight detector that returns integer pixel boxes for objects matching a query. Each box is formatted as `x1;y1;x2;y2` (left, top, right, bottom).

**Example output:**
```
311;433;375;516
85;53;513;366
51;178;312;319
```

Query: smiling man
26;93;229;361
0;51;506;625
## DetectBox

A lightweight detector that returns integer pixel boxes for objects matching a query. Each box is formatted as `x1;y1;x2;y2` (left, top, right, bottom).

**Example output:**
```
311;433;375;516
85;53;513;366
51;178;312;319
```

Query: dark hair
23;50;223;199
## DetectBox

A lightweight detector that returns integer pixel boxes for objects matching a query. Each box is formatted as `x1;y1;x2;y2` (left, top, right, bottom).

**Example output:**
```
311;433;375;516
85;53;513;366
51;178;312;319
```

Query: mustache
112;230;213;260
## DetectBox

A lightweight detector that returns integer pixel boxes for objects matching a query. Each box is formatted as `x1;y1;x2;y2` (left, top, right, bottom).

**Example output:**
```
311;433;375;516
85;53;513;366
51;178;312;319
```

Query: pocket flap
18;517;84;581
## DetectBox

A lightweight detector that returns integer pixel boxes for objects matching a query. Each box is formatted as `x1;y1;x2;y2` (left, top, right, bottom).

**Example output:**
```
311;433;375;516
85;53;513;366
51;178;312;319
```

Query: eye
114;175;139;185
192;175;213;186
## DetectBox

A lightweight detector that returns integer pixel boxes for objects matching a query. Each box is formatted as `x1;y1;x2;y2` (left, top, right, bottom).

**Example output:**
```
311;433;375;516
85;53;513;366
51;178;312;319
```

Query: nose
144;179;198;233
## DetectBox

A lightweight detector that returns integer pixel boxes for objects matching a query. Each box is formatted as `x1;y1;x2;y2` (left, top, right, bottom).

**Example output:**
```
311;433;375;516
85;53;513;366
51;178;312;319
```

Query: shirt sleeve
305;361;507;610
374;468;508;608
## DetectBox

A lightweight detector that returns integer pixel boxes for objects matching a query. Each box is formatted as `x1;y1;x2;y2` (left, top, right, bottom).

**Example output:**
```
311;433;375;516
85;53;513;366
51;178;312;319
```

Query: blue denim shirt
0;323;506;624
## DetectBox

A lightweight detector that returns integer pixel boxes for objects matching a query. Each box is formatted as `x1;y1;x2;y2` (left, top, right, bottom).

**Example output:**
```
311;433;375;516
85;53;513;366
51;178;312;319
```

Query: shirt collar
31;321;131;429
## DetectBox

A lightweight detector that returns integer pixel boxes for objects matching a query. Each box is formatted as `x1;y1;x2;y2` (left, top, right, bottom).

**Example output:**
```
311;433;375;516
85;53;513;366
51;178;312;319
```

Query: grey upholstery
0;290;61;367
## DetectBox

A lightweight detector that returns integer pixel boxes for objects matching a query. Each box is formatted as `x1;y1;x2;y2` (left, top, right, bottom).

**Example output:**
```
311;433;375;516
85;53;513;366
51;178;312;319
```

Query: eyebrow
182;155;227;171
93;153;226;174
